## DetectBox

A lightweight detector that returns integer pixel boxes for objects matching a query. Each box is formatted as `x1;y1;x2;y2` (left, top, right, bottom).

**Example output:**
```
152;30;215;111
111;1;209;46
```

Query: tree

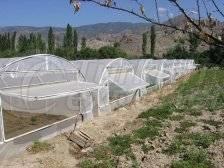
17;35;29;53
81;37;87;50
48;27;55;53
29;33;37;53
64;24;74;49
188;32;201;53
0;33;10;52
77;47;98;59
73;28;78;54
142;32;148;56
63;24;74;59
113;42;121;48
150;25;156;58
11;32;17;51
37;33;46;53
70;0;224;48
98;46;127;59
163;43;190;60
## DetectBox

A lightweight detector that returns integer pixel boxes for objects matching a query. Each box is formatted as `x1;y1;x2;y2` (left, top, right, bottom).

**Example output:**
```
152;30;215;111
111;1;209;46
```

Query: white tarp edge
145;70;170;79
109;73;148;91
0;81;99;100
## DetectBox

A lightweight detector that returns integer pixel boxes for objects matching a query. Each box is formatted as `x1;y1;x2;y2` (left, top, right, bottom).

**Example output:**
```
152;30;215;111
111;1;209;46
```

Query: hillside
0;22;177;57
1;15;223;57
0;22;150;39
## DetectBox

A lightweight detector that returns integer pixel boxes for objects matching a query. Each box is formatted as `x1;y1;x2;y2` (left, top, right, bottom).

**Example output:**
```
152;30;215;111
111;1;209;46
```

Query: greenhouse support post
0;95;5;144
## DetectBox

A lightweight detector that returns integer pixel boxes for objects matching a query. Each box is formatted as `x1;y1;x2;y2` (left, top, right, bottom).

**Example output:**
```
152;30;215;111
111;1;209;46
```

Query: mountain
0;22;151;38
1;16;222;57
0;22;151;56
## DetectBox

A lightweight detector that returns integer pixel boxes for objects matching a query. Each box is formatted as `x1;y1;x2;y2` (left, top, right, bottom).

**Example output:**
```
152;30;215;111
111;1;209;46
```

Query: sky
0;0;223;27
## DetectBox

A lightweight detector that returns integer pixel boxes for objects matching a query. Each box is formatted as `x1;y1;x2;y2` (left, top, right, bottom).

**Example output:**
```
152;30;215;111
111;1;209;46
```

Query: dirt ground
0;82;179;168
3;110;67;139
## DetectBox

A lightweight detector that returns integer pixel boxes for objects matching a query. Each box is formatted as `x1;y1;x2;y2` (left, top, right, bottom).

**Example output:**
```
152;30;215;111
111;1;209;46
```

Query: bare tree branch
71;0;224;47
211;0;224;18
196;0;201;26
154;0;160;23
201;0;210;18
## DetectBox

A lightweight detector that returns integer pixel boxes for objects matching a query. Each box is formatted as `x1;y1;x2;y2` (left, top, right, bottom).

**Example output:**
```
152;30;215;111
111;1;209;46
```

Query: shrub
76;47;99;59
98;46;127;59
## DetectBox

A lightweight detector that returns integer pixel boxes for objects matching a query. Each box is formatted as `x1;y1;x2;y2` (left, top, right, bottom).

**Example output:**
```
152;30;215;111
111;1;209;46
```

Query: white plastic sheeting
2;81;98;99
145;70;170;79
130;59;197;85
109;73;148;91
0;54;99;142
98;86;109;108
130;59;171;86
71;58;148;111
0;101;3;143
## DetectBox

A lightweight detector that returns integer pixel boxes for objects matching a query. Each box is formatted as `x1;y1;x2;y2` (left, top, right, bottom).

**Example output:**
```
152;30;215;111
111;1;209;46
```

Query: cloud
190;10;198;15
158;7;168;15
169;12;174;18
158;7;174;18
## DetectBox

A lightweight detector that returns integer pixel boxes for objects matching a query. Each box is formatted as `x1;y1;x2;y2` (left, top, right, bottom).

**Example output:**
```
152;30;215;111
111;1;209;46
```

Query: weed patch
27;141;54;154
138;104;174;120
170;114;185;121
165;132;223;156
79;158;117;168
174;120;196;133
201;119;223;128
134;126;160;140
108;135;133;156
171;148;214;168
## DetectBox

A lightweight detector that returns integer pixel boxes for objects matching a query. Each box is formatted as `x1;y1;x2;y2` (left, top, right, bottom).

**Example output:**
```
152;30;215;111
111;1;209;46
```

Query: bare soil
3;110;67;139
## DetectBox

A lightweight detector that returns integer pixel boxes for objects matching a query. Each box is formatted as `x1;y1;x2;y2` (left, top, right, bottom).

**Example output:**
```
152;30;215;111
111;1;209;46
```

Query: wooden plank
67;131;92;148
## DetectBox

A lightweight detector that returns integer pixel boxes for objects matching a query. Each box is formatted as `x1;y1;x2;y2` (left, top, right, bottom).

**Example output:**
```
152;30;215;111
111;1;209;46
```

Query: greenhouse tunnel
0;54;99;144
71;58;149;112
130;59;171;87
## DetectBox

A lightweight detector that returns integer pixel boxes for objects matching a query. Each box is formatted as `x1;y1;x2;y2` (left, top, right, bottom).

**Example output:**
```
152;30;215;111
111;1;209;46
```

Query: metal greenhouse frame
71;58;149;112
0;54;99;151
130;59;171;87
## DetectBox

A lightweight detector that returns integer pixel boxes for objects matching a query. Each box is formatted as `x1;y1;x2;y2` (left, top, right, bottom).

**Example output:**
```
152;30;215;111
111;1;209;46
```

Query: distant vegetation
162;32;224;66
0;22;223;65
0;24;127;60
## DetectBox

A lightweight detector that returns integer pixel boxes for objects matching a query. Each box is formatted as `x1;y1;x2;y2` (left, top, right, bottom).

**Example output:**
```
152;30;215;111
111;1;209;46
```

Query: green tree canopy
48;27;55;54
98;46;127;59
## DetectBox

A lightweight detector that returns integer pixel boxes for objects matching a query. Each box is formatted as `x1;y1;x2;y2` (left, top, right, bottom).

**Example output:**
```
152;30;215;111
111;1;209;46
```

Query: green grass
134;125;160;140
171;148;214;168
90;145;112;161
138;103;174;120
174;120;196;133
169;114;185;121
164;132;223;155
201;119;223;128
108;135;133;156
187;132;224;148
79;158;117;168
139;69;224;121
27;141;54;154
